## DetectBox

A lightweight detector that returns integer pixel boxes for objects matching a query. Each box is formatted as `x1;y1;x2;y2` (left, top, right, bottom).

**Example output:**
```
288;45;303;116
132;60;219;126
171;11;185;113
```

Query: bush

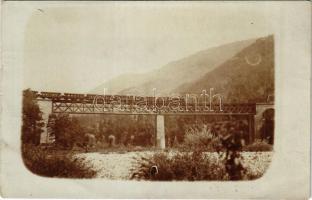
183;126;223;151
22;144;96;178
242;140;273;152
131;150;272;181
131;149;227;181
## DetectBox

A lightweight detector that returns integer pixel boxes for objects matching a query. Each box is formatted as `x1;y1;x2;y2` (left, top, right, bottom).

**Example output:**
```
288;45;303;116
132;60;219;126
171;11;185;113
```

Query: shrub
22;144;96;178
131;150;272;181
131;149;227;181
242;140;273;152
183;126;223;151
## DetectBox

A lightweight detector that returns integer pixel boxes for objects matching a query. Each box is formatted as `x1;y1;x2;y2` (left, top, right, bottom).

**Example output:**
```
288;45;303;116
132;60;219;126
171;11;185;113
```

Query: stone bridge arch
254;103;274;140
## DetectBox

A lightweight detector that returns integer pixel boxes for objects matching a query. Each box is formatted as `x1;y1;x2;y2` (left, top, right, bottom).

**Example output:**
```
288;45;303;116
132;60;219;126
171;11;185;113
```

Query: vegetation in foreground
131;149;227;181
21;89;96;178
130;125;272;181
130;149;269;181
22;144;97;178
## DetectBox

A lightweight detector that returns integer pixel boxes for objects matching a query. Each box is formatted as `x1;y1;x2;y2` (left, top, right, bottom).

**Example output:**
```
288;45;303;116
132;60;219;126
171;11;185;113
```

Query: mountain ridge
90;37;257;95
174;35;274;103
90;35;274;103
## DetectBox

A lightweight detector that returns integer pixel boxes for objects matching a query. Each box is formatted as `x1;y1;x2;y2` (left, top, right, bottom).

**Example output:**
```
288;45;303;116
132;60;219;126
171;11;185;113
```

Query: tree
22;89;44;145
48;113;86;149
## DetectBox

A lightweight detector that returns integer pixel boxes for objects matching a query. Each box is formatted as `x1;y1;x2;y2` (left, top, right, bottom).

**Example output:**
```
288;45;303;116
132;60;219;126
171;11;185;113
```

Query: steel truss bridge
34;91;257;147
34;91;256;115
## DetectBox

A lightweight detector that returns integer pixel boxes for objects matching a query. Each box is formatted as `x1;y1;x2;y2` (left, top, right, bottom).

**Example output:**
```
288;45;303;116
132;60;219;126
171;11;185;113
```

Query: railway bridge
33;91;272;149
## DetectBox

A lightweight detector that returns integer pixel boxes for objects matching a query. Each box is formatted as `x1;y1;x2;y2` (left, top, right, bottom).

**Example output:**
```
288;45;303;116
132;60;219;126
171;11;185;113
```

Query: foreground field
74;151;273;180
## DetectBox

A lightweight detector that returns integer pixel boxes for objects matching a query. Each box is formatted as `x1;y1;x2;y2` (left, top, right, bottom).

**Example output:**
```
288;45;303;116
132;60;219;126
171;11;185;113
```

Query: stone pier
156;115;166;149
37;100;52;143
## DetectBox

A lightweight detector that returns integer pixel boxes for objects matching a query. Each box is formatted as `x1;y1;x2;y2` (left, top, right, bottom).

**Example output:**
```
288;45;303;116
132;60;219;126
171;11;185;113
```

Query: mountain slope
91;38;256;95
91;73;147;95
174;35;274;103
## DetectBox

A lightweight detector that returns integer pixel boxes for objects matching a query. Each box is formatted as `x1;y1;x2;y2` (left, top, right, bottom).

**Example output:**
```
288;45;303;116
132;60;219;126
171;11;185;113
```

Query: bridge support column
37;100;53;144
156;115;166;149
248;115;255;144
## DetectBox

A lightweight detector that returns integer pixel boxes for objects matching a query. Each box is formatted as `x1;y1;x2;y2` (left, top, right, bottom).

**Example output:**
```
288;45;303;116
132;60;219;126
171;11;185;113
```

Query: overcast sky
23;2;276;93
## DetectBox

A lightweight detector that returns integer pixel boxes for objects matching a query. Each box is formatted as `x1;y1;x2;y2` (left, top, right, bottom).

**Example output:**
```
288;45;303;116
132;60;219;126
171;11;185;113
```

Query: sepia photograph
1;1;310;198
21;4;274;181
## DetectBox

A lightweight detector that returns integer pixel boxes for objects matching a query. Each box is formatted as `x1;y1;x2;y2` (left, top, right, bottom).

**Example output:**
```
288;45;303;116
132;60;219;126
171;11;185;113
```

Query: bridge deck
34;91;258;146
33;91;256;115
